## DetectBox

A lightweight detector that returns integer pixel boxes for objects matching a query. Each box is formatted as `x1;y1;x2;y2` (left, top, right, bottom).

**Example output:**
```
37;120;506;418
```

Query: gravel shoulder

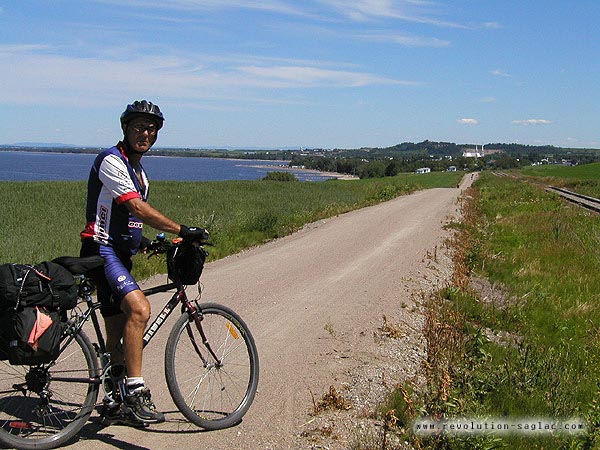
67;177;473;450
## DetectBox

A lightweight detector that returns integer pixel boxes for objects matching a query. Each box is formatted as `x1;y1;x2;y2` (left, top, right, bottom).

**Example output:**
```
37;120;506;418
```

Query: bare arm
124;197;181;235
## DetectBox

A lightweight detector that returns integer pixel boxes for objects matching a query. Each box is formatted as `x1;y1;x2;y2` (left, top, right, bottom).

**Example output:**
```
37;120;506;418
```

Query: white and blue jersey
81;142;148;255
80;142;148;312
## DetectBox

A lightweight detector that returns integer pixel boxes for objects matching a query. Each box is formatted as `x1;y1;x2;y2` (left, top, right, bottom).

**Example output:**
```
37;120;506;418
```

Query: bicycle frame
58;275;223;387
142;281;224;365
141;282;179;347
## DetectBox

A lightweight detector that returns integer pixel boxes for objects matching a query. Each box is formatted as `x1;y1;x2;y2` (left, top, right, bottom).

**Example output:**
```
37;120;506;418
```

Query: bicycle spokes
165;304;259;430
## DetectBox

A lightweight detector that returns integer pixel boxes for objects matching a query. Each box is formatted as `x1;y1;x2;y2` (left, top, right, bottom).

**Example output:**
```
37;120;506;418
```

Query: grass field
5;163;600;448
520;162;600;198
402;168;600;449
0;171;462;279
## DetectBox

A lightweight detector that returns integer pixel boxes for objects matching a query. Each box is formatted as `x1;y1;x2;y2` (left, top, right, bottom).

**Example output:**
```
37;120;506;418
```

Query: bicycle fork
184;303;223;369
142;290;223;368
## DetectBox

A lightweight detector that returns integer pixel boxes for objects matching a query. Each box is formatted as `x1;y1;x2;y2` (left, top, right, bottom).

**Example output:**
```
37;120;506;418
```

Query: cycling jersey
81;142;148;255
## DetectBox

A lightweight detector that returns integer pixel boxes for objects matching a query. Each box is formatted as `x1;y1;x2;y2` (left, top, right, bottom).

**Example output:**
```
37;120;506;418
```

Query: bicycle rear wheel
0;327;99;450
165;302;259;430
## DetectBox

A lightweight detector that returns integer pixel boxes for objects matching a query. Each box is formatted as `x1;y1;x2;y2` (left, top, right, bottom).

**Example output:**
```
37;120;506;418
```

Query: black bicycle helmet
120;100;164;130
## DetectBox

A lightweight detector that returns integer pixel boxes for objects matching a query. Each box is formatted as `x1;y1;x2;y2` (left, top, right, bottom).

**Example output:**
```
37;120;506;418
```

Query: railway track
546;186;600;213
490;172;600;213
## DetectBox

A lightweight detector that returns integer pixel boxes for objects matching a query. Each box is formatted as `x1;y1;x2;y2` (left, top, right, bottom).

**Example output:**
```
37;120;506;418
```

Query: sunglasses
130;124;158;135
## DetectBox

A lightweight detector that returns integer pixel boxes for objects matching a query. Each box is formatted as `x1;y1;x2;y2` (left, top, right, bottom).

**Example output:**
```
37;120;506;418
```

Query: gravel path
66;177;473;450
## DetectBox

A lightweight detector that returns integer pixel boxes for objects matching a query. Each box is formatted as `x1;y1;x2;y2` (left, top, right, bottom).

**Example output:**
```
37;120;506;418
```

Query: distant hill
2;142;77;148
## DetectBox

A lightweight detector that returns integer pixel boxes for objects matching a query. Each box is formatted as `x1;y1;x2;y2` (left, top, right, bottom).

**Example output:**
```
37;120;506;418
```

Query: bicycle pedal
100;414;150;428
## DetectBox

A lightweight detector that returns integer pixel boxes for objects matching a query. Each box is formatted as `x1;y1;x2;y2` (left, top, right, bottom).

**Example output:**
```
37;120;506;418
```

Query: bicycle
0;234;260;450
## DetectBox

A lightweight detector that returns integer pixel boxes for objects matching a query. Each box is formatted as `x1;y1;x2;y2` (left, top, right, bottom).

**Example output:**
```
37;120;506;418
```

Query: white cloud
457;118;479;125
0;45;421;107
95;0;308;16
316;0;467;28
490;69;511;77
483;22;502;29
359;32;450;47
512;119;553;125
97;0;467;28
480;96;496;103
236;65;418;87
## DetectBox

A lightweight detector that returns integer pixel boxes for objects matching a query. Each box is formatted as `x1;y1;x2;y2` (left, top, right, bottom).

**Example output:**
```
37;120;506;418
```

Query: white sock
126;377;145;395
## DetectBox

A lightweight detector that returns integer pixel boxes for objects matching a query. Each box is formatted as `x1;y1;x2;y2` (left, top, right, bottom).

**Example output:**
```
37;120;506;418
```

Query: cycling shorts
80;239;140;317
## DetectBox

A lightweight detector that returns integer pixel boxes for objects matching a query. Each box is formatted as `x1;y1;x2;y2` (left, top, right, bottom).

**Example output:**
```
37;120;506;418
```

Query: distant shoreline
0;149;358;182
242;164;359;180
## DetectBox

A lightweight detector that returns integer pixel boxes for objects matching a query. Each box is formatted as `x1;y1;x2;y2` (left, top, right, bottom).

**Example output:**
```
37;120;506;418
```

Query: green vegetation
6;141;599;180
520;162;600;198
399;170;600;449
290;142;600;179
0;171;462;279
261;171;298;182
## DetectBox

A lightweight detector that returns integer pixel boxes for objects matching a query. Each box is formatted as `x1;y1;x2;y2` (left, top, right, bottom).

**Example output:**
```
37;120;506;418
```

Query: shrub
261;171;298;182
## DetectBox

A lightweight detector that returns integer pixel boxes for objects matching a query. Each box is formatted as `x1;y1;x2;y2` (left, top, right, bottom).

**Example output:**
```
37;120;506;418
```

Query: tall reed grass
0;171;462;279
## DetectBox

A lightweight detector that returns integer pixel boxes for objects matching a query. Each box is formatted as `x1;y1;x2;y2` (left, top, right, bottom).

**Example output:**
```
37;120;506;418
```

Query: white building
415;167;431;174
462;144;485;158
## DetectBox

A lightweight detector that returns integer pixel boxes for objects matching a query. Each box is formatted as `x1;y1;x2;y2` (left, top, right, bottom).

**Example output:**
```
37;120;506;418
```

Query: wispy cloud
0;44;52;53
94;0;309;16
457;118;479;125
0;45;420;106
236;65;419;87
358;32;450;47
491;69;511;77
480;96;496;103
483;22;502;29
97;0;469;28
512;119;553;125
317;0;467;28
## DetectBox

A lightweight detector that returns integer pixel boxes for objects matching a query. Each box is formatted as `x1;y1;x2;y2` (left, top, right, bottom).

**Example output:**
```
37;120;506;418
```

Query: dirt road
66;178;471;449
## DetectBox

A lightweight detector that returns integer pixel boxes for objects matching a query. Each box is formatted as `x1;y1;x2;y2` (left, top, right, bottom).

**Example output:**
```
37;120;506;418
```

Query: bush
261;171;298;182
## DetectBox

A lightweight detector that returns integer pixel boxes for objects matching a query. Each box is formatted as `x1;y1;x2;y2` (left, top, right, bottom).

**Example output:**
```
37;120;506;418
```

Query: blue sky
1;1;599;149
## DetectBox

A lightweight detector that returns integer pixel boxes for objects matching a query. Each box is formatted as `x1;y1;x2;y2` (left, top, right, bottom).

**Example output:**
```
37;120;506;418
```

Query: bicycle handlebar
146;233;213;258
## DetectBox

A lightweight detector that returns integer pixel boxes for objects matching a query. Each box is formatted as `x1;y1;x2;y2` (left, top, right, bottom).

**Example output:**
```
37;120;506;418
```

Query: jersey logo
128;221;143;229
98;205;109;235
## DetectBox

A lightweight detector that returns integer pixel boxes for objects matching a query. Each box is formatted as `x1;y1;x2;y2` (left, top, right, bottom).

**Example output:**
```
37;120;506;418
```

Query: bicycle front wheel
0;328;99;450
165;302;259;430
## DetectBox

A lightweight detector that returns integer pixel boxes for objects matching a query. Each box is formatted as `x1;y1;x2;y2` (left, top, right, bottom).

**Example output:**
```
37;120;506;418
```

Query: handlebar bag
4;306;63;365
0;261;78;312
167;244;208;285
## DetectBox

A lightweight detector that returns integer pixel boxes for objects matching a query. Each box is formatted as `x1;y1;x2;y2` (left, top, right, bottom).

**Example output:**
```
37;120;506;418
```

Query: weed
312;385;352;415
378;315;404;339
324;321;335;336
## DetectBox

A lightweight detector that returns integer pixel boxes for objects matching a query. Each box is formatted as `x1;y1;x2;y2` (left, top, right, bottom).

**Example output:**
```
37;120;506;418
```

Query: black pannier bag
0;261;77;364
0;261;78;312
0;306;63;365
167;244;208;285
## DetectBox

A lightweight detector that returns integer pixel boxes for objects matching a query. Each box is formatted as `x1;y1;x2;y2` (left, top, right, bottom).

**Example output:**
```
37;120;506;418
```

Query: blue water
0;151;333;182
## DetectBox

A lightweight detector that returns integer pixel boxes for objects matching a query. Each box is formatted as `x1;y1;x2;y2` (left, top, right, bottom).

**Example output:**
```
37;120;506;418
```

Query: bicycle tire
0;326;99;450
165;302;259;430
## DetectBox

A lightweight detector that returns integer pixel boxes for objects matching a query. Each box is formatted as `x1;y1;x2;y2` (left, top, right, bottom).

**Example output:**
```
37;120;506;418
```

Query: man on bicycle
80;100;208;426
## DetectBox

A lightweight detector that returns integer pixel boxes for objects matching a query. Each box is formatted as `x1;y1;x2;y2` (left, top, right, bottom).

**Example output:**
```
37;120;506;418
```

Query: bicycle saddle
52;256;105;274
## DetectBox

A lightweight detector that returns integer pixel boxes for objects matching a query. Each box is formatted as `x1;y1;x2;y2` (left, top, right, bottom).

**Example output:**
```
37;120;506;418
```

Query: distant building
462;144;485;158
447;166;457;172
415;167;431;174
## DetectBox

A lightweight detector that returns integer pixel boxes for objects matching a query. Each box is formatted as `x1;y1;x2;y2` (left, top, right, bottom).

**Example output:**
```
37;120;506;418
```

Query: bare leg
104;313;126;365
119;289;152;378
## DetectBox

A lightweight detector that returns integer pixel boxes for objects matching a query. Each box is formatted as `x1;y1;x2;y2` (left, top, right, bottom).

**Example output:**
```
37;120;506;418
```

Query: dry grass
311;385;353;415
